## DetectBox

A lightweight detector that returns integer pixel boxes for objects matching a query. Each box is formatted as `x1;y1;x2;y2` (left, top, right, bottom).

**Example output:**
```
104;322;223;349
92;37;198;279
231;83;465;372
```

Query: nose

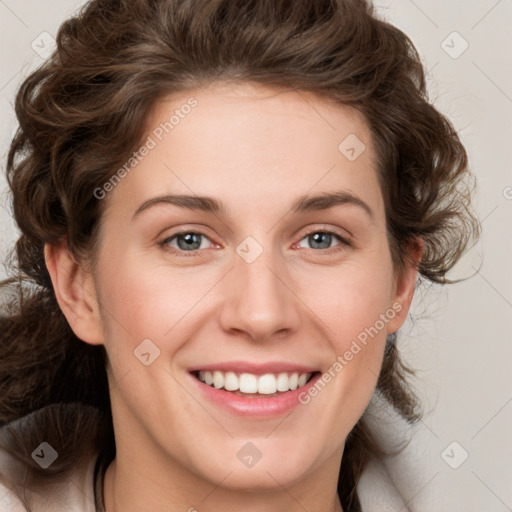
218;241;302;343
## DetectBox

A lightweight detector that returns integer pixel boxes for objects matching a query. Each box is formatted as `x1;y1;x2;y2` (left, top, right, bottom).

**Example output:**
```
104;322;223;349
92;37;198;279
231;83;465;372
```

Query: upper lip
188;361;320;375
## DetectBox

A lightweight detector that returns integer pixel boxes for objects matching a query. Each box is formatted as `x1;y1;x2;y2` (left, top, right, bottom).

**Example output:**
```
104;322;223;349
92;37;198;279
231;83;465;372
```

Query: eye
295;230;349;252
160;231;214;255
159;227;350;257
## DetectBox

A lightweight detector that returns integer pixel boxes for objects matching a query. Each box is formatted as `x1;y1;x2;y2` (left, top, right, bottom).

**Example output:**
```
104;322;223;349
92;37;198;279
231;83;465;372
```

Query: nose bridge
219;235;300;340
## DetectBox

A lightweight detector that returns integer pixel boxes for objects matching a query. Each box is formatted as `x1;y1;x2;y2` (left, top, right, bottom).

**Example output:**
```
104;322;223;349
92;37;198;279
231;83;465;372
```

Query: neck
102;455;344;512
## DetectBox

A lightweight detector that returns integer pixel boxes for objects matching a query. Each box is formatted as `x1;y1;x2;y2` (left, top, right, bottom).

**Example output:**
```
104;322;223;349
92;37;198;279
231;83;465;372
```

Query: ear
44;241;104;346
386;237;424;334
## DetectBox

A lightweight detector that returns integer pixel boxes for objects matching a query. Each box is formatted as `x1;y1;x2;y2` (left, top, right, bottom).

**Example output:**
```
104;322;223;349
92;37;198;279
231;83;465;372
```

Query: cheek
94;254;219;364
307;257;394;406
311;259;395;345
96;237;395;365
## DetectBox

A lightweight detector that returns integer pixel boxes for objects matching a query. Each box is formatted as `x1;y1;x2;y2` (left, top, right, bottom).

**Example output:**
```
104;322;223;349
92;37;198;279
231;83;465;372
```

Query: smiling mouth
191;370;319;398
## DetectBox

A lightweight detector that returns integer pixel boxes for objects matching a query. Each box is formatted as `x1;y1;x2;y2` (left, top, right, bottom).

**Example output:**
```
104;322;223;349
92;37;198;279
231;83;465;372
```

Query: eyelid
159;224;353;256
292;229;352;255
159;228;217;256
295;224;352;245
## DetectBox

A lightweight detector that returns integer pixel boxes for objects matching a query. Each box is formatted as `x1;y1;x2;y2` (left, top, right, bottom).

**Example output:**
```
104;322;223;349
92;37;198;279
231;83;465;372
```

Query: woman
0;0;480;510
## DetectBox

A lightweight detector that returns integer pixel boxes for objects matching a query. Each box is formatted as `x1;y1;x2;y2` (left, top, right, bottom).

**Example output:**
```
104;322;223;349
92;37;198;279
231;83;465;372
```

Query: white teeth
257;374;277;394
276;372;289;392
298;373;308;387
224;371;239;391
239;373;258;393
213;370;224;389
196;370;313;393
289;373;299;391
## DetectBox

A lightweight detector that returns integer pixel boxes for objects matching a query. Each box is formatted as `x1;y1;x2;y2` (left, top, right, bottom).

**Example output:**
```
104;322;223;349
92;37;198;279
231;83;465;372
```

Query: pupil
310;232;330;249
178;233;201;250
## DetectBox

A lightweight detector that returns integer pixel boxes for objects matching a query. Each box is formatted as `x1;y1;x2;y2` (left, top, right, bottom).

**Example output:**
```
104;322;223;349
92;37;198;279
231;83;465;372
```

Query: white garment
0;455;418;512
0;395;433;511
0;455;99;512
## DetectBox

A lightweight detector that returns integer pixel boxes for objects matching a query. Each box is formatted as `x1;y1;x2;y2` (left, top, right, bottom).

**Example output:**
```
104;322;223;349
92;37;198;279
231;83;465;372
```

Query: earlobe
44;241;104;346
386;238;424;334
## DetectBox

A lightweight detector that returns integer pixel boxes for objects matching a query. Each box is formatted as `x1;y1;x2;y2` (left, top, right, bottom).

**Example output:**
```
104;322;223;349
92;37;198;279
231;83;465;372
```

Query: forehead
104;82;384;223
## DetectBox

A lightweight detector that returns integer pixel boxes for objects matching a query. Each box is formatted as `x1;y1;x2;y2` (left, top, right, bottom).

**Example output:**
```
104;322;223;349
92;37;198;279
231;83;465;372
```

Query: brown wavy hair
0;0;480;510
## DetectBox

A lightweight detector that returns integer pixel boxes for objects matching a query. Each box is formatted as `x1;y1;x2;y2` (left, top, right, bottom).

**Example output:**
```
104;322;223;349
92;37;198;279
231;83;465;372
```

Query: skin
45;82;421;512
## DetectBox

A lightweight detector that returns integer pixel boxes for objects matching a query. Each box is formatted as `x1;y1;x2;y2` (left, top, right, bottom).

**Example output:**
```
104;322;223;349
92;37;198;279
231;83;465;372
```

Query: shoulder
0;404;106;512
357;394;441;512
0;483;25;512
0;468;98;512
358;456;409;511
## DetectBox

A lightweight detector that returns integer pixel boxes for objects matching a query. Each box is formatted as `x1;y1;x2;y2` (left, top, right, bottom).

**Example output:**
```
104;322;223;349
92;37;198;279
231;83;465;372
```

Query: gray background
0;1;511;510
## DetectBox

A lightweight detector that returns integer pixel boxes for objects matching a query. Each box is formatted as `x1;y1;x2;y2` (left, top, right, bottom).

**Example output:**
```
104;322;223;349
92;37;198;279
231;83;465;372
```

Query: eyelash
158;227;351;257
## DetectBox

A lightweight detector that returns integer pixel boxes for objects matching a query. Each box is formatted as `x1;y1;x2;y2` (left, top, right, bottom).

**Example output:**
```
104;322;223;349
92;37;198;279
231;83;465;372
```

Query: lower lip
189;372;322;418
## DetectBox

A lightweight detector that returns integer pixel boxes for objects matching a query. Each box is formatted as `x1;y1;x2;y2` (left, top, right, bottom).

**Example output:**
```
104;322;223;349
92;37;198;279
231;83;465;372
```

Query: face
53;82;417;498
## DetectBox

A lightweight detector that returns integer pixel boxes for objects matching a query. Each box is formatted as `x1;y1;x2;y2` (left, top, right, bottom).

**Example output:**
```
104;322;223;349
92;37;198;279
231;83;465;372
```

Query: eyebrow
133;191;374;220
